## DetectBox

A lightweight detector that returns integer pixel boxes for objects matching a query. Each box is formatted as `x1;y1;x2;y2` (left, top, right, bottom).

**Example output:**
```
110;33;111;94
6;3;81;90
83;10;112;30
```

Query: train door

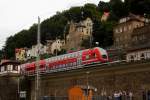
77;51;82;66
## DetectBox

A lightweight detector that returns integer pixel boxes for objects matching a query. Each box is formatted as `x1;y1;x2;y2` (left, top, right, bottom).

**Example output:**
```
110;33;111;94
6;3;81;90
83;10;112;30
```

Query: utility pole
55;37;58;56
89;22;93;48
35;16;41;100
90;33;92;48
86;71;90;100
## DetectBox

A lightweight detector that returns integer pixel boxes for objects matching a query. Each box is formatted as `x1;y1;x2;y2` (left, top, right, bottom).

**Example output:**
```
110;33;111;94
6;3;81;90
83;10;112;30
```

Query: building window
130;55;134;61
120;28;122;33
4;66;7;71
1;66;4;72
87;29;88;34
129;25;131;30
81;28;83;32
81;37;84;40
7;65;12;71
13;65;18;71
141;53;145;60
124;27;127;31
87;23;89;26
135;36;138;41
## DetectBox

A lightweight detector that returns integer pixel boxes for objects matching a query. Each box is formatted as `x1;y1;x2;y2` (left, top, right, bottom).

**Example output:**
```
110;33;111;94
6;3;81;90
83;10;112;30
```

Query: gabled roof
119;13;145;24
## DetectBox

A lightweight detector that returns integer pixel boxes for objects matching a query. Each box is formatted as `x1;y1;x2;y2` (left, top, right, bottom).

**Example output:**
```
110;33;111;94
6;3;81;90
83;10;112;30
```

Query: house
50;39;65;55
65;17;93;51
126;25;150;61
113;14;146;50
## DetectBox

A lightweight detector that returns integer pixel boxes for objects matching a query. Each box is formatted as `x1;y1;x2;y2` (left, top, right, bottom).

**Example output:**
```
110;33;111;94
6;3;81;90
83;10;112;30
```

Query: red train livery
21;47;109;75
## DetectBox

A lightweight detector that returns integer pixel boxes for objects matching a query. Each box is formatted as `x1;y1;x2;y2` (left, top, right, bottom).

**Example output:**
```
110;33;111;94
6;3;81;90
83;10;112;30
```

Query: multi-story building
65;17;93;51
113;14;146;50
126;25;150;61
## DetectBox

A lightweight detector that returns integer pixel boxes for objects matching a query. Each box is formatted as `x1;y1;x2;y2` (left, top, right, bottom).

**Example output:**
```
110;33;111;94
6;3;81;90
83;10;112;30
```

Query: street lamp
95;42;99;47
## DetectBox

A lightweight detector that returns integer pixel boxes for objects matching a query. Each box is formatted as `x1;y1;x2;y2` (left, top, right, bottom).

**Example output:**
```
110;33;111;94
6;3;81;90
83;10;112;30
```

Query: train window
86;55;90;60
64;55;66;59
76;53;78;57
91;53;96;58
68;54;70;58
54;57;56;61
49;59;52;62
70;54;72;58
72;54;74;58
102;55;107;59
51;58;53;62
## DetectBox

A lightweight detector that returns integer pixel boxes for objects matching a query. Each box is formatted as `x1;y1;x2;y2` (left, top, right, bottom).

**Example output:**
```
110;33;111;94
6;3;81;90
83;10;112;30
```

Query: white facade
0;61;20;75
51;39;65;54
126;49;150;62
26;43;47;59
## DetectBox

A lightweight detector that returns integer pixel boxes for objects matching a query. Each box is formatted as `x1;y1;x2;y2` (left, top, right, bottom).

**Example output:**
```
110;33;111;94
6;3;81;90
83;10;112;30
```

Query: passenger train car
21;47;109;75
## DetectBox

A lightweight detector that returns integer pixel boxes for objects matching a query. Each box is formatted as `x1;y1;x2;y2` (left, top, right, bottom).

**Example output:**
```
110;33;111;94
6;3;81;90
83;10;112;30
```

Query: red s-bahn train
21;47;109;75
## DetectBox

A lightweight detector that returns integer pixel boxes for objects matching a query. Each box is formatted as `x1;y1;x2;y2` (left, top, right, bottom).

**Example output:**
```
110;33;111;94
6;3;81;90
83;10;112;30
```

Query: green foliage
110;0;129;18
125;0;150;15
41;12;68;41
0;50;3;60
92;19;115;48
98;1;110;12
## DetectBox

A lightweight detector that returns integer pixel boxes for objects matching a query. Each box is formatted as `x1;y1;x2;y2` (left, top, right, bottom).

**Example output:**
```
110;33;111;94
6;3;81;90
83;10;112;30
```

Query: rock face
29;61;150;100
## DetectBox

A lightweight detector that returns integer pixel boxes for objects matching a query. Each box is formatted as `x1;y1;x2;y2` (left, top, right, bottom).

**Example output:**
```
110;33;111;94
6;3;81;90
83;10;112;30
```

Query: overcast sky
0;0;109;49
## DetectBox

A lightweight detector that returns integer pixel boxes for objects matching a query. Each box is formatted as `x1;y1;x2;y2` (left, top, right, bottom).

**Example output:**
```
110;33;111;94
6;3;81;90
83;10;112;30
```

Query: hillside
2;0;150;59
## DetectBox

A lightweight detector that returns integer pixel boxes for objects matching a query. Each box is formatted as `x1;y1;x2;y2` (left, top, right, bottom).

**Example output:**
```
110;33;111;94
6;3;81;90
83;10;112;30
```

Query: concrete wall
0;76;19;100
29;61;150;100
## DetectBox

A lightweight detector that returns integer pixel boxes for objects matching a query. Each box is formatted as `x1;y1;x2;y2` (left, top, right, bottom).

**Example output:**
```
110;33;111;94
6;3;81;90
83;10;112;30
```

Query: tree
98;1;110;12
125;0;150;16
110;0;129;19
81;37;91;48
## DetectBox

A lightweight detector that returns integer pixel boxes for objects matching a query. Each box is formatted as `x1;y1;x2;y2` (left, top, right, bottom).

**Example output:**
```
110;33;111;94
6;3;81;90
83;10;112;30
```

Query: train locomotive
21;47;109;75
